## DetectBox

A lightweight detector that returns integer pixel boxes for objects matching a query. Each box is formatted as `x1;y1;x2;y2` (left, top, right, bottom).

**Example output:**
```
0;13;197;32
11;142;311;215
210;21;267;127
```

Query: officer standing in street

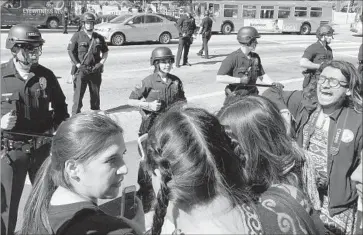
63;6;69;34
300;24;334;89
175;8;196;68
68;12;109;115
1;24;69;235
196;10;213;59
128;47;186;212
216;26;280;105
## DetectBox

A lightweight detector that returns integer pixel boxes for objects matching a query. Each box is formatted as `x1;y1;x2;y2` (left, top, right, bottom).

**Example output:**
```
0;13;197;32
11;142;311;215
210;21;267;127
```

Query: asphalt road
1;24;361;232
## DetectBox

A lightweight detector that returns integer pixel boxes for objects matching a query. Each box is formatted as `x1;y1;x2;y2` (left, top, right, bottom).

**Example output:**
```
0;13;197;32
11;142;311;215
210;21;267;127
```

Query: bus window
310;7;323;17
294;7;307;17
260;6;274;19
243;5;257;18
2;0;21;9
278;6;291;18
224;4;238;18
213;4;220;17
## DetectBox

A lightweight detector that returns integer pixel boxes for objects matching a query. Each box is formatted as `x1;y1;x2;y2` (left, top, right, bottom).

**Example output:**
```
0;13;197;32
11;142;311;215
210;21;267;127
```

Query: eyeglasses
23;45;42;55
317;75;348;88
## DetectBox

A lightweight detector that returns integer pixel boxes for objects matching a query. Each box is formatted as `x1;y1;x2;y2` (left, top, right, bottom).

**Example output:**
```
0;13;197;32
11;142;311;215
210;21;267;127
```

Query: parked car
94;13;179;46
155;13;178;23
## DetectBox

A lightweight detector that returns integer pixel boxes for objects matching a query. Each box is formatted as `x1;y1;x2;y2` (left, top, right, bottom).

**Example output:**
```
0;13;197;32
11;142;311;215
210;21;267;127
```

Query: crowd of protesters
1;16;362;235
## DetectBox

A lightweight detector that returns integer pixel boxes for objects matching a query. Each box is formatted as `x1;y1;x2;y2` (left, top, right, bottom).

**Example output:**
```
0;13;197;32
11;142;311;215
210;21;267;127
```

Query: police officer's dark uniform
68;12;109;115
1;24;69;235
197;11;213;59
301;25;334;89
175;11;196;67
63;7;69;34
217;27;265;104
129;47;186;212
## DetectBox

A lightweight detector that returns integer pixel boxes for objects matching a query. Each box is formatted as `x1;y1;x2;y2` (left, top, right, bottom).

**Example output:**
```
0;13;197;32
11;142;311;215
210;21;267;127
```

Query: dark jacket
176;14;196;38
45;201;136;235
200;16;213;36
263;87;362;216
1;59;69;136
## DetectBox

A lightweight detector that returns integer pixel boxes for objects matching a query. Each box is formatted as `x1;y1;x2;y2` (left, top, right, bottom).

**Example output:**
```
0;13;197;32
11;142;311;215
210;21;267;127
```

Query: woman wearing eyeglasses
128;46;187;213
263;60;363;235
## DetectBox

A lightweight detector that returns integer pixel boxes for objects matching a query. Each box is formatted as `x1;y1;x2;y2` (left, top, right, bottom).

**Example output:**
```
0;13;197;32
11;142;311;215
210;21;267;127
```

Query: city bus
191;0;333;35
1;0;70;28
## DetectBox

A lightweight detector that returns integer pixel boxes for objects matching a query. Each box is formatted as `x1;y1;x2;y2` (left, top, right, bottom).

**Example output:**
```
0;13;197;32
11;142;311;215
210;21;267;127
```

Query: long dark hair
218;96;305;197
19;112;123;234
145;107;251;235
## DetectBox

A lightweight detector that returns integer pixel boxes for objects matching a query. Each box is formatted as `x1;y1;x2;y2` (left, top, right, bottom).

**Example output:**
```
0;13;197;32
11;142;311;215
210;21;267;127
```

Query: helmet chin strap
14;50;37;69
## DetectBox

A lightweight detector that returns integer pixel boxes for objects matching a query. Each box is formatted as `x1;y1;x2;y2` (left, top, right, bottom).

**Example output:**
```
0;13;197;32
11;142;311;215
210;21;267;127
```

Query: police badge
39;77;47;98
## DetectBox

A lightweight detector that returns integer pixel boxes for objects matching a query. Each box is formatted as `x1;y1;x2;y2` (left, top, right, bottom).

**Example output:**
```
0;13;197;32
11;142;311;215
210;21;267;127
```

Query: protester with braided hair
217;95;323;234
144;107;263;234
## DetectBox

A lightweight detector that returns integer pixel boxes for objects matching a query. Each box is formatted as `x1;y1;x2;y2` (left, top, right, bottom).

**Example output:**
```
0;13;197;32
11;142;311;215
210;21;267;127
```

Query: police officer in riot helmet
300;24;334;90
68;12;109;115
217;26;281;106
1;24;69;235
128;46;186;212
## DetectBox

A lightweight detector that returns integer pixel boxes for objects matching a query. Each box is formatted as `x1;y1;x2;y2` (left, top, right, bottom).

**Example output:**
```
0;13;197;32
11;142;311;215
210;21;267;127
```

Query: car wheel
221;23;233;35
159;32;171;44
111;33;125;46
47;18;59;29
300;23;311;35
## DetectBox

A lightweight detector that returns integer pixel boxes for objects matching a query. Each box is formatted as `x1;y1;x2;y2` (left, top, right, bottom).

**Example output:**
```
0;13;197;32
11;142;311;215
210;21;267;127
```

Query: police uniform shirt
200;16;213;36
302;41;333;72
176;15;196;37
1;59;69;136
218;48;265;85
68;30;109;67
129;73;186;111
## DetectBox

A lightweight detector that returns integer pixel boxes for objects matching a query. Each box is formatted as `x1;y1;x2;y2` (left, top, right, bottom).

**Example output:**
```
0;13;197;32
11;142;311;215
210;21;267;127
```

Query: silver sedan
94;13;179;46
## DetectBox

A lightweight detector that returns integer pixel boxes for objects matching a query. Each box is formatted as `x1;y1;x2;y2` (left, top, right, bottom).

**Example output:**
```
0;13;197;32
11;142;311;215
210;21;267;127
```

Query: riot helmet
150;47;175;65
81;12;97;31
237;26;260;45
81;12;97;23
6;24;45;50
316;25;334;39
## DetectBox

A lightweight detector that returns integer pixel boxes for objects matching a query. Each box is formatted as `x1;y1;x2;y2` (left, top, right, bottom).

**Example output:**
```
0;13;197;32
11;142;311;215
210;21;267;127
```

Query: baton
241;84;276;88
2;130;54;138
103;105;137;114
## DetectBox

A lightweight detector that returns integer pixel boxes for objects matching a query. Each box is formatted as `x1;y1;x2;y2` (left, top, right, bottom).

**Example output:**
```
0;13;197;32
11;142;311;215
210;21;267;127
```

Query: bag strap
80;35;95;66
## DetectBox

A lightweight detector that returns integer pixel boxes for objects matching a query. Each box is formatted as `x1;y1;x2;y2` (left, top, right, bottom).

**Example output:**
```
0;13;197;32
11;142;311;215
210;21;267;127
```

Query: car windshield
110;14;133;23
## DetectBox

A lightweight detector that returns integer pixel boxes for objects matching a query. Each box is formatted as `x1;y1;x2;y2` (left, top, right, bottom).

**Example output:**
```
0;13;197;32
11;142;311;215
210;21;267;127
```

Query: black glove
92;63;104;73
272;82;284;90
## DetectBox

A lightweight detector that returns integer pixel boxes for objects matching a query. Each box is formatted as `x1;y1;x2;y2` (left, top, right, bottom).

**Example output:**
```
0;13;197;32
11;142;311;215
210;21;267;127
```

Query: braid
150;163;172;235
222;125;245;167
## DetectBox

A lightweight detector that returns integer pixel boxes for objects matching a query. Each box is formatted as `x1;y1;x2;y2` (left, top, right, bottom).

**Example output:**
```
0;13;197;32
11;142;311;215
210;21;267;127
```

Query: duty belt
1;136;51;152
